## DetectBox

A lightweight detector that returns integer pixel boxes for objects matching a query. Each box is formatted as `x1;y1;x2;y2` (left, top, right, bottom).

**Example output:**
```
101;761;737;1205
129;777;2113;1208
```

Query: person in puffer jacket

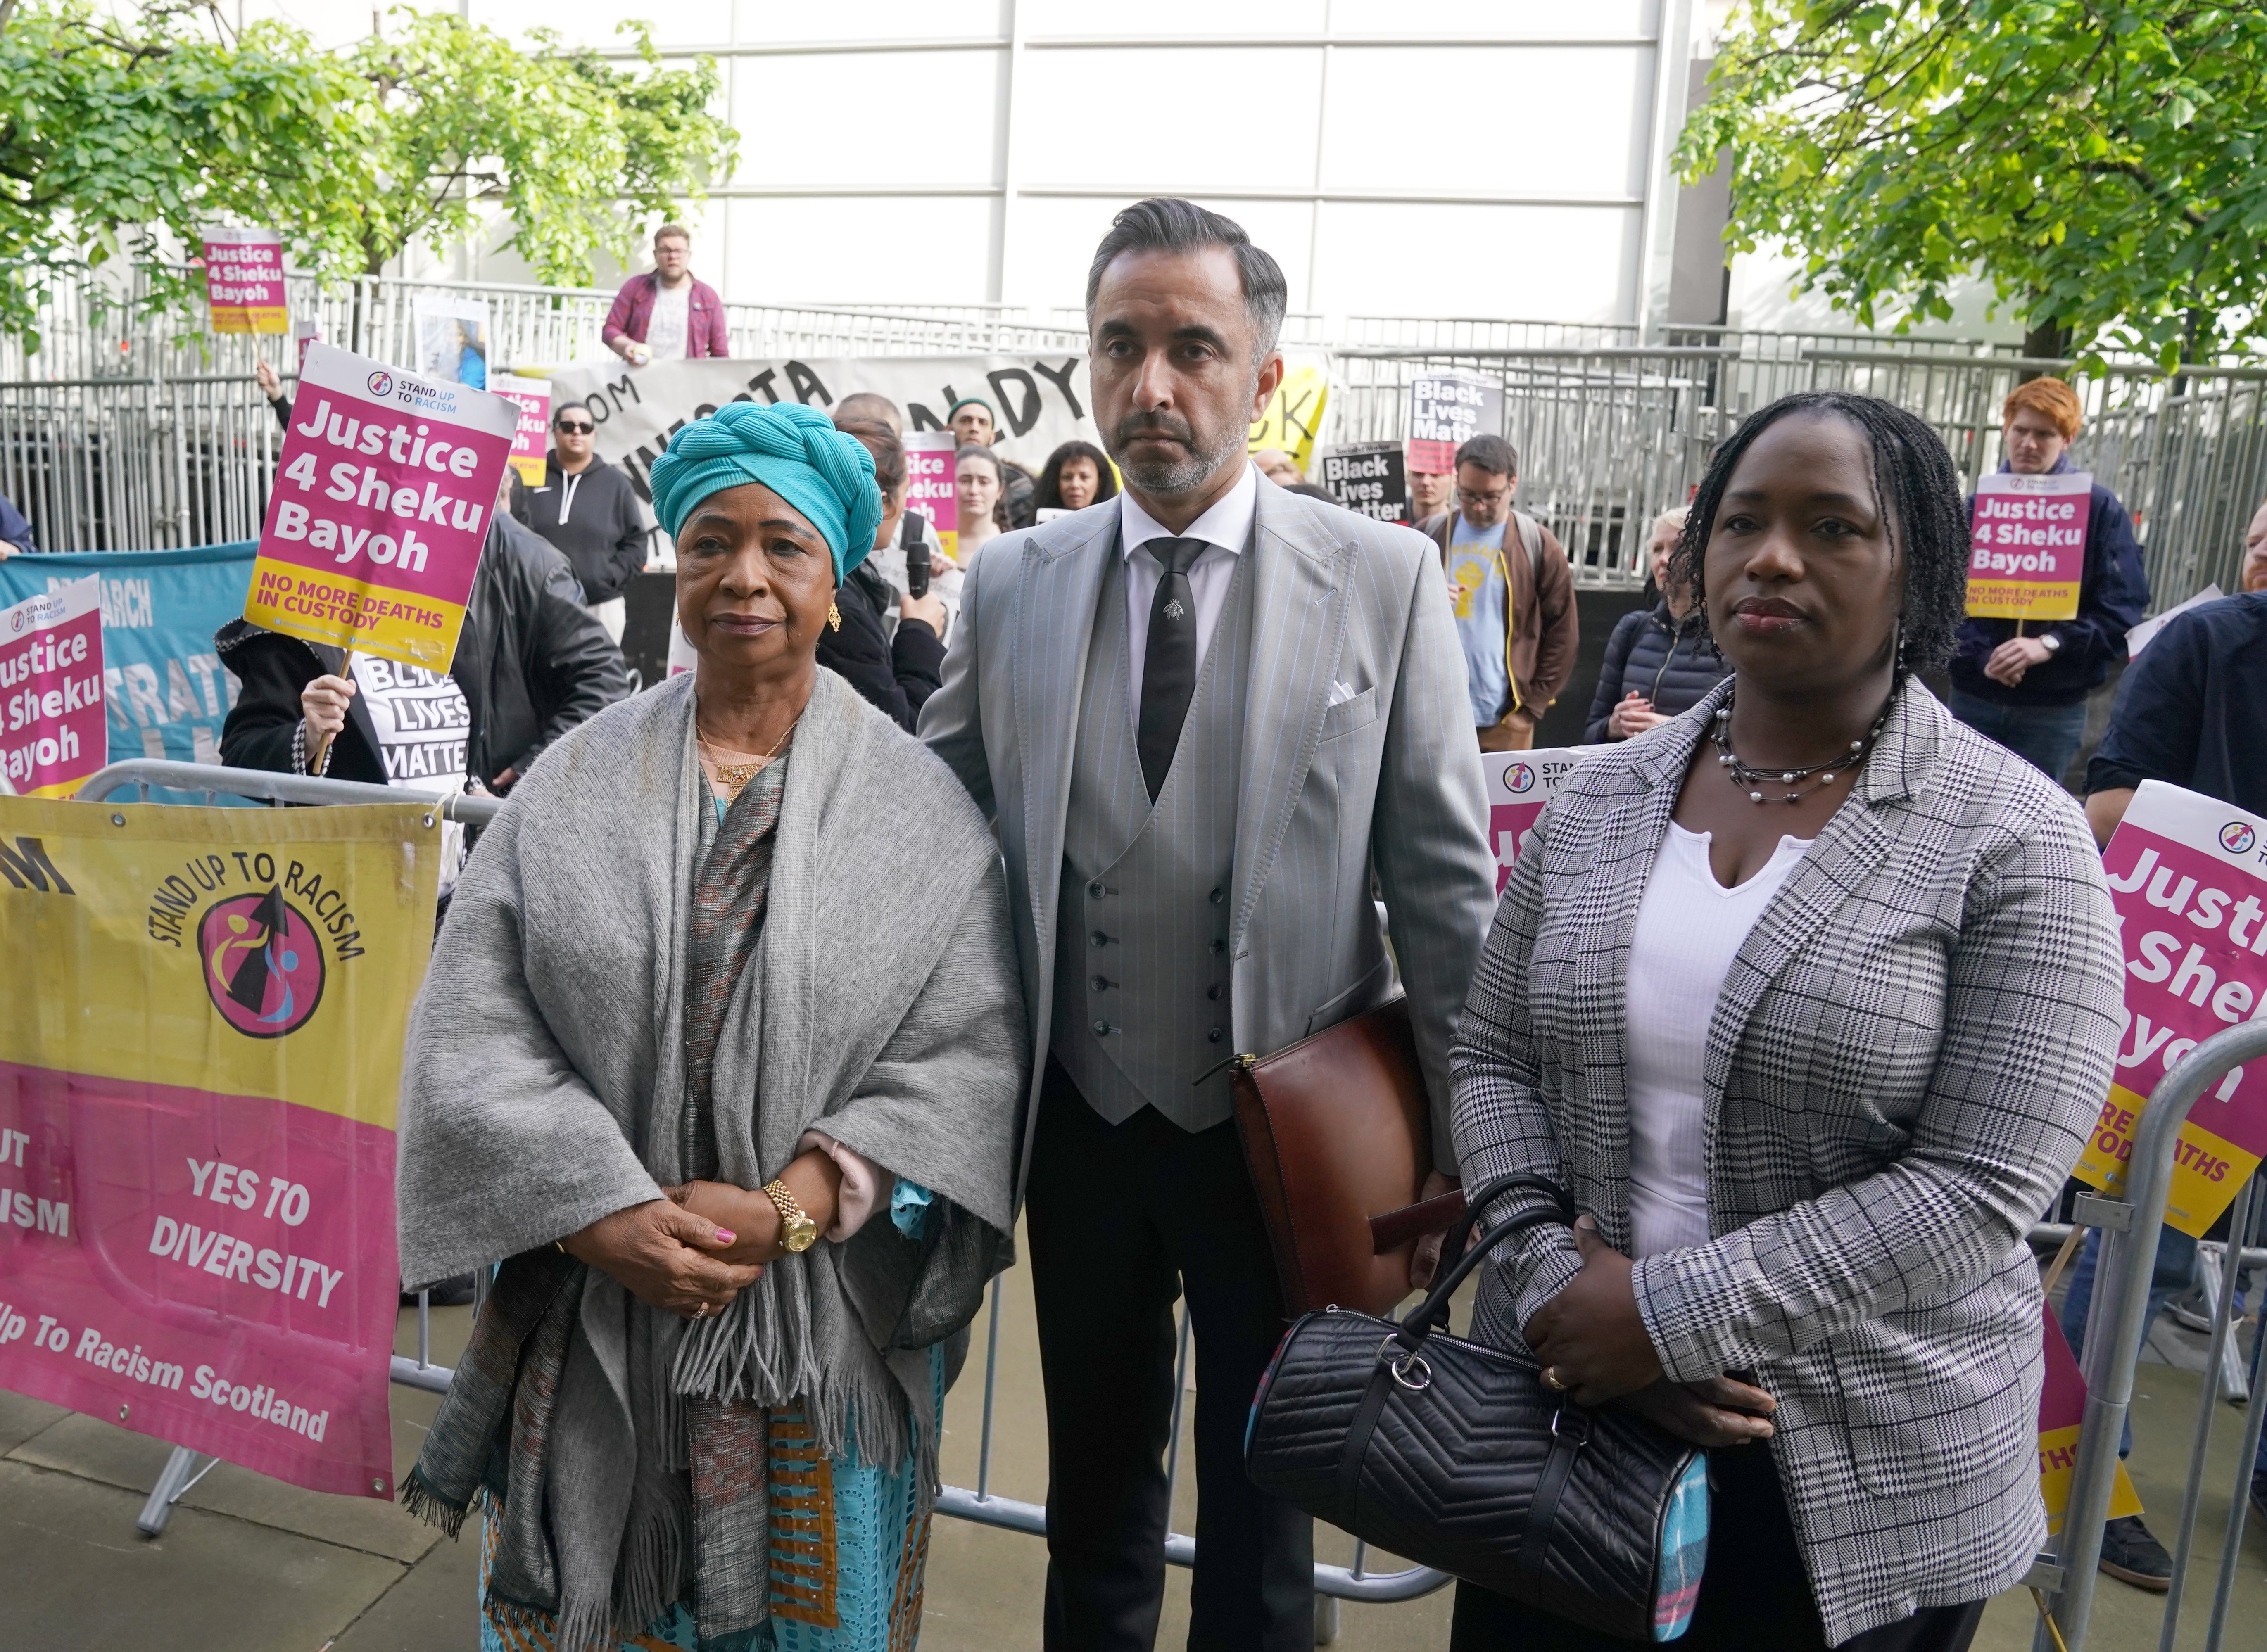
1583;506;1731;742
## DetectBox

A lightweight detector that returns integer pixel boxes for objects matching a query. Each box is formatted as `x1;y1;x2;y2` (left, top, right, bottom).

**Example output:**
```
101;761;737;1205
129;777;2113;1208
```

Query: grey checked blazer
922;472;1498;1182
1450;676;2122;1644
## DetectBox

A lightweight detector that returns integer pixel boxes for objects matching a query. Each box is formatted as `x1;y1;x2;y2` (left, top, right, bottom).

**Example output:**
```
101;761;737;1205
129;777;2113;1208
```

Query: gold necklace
697;714;796;792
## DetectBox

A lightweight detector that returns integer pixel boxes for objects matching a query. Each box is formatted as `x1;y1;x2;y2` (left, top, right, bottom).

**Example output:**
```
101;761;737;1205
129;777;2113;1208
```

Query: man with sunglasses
1418;432;1578;750
509;400;649;644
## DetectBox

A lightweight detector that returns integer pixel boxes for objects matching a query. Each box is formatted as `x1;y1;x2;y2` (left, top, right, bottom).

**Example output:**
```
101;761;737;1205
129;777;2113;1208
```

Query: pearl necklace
1709;691;1889;805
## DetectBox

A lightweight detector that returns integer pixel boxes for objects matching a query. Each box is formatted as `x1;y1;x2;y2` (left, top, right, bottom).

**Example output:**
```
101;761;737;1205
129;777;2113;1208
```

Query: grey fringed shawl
394;668;1027;1648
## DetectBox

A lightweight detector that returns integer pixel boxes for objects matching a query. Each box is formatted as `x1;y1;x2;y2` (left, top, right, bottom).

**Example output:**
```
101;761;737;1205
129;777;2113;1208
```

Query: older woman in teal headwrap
395;401;1027;1652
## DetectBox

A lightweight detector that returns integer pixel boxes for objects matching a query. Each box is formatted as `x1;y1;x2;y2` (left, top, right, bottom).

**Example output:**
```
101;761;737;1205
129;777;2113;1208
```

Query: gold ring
1541;1367;1568;1392
693;1302;709;1320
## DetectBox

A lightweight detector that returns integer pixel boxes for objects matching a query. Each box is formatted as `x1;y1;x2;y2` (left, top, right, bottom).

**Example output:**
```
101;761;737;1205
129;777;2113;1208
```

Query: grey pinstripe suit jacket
1450;676;2123;1643
921;471;1498;1183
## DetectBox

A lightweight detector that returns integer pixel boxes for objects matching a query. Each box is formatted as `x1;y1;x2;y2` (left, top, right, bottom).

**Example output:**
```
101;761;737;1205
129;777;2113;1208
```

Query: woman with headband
396;400;1027;1652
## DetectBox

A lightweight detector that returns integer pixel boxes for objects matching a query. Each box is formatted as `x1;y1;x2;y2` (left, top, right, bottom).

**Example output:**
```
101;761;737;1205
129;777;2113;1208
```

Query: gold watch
761;1179;819;1253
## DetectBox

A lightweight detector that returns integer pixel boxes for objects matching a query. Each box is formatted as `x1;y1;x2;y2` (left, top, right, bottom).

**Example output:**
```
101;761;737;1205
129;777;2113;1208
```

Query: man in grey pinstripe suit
921;200;1497;1650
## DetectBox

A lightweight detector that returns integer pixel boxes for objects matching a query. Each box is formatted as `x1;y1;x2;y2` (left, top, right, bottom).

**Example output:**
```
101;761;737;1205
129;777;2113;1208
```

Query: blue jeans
2062;1225;2267;1481
1948;690;2090;783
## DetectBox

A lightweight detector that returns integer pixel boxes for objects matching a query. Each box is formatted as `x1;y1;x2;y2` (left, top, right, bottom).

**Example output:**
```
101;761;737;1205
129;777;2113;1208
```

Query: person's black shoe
2098;1514;2173;1590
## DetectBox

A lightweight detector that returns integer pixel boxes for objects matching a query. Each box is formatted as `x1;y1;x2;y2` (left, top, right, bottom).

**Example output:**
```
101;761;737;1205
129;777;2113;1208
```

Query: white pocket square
1327;679;1362;707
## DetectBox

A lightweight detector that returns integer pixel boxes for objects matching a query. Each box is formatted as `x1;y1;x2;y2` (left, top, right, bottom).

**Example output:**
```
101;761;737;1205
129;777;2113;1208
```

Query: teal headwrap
648;401;883;580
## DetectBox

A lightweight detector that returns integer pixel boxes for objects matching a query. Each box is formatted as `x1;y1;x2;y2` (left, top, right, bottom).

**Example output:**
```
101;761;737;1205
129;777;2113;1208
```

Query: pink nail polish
715;1230;735;1244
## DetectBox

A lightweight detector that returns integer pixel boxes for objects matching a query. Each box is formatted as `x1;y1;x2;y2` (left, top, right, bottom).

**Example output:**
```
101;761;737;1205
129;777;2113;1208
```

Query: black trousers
1026;1059;1314;1652
1447;1444;1985;1652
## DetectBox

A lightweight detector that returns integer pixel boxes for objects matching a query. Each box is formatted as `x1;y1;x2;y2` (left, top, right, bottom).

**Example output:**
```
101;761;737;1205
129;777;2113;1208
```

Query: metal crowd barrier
2039;1021;2267;1652
69;760;1444;1638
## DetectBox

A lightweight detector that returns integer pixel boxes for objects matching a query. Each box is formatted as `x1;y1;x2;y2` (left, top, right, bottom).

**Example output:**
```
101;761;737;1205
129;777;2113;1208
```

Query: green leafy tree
336;10;736;282
0;2;735;344
0;0;365;340
1681;2;2267;368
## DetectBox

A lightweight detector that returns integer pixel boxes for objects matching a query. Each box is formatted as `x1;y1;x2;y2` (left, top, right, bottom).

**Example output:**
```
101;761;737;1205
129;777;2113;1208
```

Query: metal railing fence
2037;1020;2267;1652
67;756;1447;1640
1331;340;2267;601
10;268;2265;608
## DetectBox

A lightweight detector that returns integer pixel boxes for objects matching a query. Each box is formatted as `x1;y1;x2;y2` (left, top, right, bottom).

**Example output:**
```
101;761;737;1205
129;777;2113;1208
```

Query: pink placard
904;431;958;559
1966;470;2090;621
247;341;519;670
202;228;288;335
0;1063;399;1498
0;576;105;798
490;374;553;485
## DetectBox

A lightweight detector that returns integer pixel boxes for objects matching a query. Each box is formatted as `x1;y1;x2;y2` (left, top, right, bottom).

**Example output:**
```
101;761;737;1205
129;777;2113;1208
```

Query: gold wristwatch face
781;1213;819;1253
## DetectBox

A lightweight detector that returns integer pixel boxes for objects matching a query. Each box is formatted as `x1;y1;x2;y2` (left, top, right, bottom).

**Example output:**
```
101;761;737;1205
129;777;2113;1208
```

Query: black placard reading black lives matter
1319;442;1410;524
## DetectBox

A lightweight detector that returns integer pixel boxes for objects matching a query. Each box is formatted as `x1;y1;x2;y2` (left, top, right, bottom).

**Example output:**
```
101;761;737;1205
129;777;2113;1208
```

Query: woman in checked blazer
1448;392;2124;1651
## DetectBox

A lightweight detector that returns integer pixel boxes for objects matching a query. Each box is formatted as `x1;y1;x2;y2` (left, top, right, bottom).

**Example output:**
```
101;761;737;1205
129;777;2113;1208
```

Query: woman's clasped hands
560;1198;763;1322
1523;1215;1777;1450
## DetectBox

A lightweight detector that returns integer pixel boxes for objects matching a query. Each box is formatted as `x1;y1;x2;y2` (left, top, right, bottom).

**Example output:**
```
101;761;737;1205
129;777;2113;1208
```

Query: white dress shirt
1117;461;1257;706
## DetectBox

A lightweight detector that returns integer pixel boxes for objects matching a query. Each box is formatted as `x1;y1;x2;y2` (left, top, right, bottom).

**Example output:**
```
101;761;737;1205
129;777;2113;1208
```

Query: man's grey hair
1085;198;1288;363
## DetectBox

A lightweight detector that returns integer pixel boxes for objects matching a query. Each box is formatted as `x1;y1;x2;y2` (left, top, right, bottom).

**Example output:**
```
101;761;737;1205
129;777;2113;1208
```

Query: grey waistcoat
1050;539;1253;1132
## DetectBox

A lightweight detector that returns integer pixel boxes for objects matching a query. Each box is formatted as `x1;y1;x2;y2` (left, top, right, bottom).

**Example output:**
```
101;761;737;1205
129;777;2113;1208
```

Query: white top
645;282;691;362
1623;821;1812;1258
1117;461;1257;705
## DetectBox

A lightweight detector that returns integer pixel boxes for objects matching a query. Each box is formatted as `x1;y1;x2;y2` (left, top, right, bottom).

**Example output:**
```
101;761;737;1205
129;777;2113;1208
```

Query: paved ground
2;1236;2261;1651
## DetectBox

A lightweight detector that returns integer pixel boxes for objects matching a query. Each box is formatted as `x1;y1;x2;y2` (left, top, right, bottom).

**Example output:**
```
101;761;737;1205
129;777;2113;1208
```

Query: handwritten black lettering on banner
553;357;1102;510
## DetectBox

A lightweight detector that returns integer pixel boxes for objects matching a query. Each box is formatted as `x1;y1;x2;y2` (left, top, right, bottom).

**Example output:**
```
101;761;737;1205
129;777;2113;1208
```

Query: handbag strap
1391;1173;1575;1353
1518;1405;1591;1573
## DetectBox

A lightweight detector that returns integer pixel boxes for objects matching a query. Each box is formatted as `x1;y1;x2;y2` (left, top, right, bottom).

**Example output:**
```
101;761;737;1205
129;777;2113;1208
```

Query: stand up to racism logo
198;887;326;1038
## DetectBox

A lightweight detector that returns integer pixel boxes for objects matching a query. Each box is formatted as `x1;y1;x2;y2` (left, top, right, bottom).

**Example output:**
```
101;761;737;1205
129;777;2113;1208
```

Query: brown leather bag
1231;995;1454;1319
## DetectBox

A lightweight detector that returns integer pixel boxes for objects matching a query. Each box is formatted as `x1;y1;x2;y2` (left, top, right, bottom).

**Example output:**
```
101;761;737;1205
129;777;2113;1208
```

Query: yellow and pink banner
0;798;442;1498
244;341;517;672
1966;470;2090;621
2074;780;2267;1235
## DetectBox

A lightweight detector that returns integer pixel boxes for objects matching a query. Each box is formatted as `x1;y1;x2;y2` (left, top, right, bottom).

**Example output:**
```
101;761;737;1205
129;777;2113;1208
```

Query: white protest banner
0;577;105;798
1483;746;1607;893
552;355;1100;510
2072;781;2267;1236
1409;371;1503;475
1966;470;2091;621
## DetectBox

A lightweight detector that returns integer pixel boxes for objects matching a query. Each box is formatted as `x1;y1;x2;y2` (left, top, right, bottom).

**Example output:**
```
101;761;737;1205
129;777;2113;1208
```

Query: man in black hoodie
508;399;649;645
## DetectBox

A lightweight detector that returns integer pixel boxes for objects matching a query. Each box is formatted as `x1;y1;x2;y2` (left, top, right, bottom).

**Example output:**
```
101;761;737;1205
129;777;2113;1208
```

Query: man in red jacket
602;224;729;363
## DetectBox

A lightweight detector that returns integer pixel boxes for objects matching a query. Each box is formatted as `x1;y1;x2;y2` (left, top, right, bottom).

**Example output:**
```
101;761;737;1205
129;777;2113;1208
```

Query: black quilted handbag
1245;1175;1711;1643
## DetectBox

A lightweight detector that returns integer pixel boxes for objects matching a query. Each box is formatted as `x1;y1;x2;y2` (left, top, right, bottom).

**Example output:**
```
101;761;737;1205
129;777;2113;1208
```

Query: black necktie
1136;536;1207;800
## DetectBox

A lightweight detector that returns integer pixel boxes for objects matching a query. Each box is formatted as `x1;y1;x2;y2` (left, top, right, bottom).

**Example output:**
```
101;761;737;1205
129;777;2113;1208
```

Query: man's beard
1107;408;1250;497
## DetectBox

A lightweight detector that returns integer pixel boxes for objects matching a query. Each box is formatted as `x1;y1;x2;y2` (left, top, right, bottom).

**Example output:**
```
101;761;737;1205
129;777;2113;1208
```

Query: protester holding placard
509;400;648;645
1409;457;1452;524
217;513;626;847
834;396;949;601
1450;391;2122;1650
1948;378;2148;783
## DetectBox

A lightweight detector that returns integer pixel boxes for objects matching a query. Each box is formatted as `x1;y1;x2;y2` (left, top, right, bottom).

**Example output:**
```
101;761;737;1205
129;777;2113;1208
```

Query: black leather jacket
216;515;629;788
